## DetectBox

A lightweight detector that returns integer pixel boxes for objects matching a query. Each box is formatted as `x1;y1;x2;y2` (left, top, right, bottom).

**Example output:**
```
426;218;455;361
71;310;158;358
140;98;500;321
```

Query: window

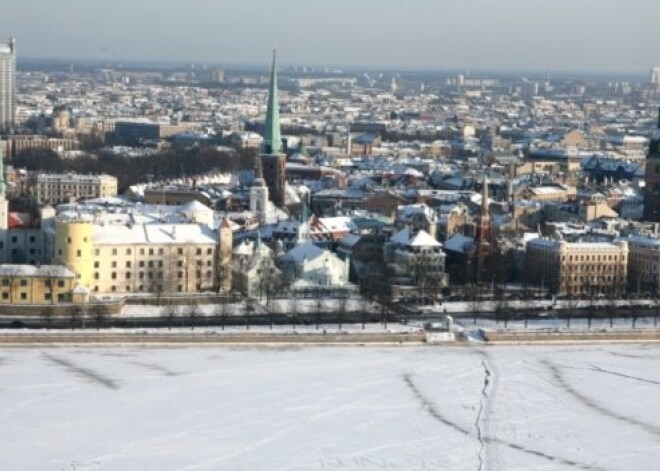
111;261;117;268
112;249;118;256
178;248;184;255
77;250;82;257
177;261;183;267
126;272;131;279
19;279;27;287
1;279;8;286
139;272;144;279
148;261;153;268
44;293;51;301
207;248;213;255
111;272;117;279
207;261;212;267
1;293;7;300
158;261;163;268
126;261;131;268
94;262;99;268
94;249;100;256
66;237;71;244
178;271;183;279
126;249;132;255
29;236;35;243
158;248;164;255
94;273;99;280
196;248;202;255
20;293;27;300
140;248;145;255
58;280;65;288
149;248;154;255
139;261;145;268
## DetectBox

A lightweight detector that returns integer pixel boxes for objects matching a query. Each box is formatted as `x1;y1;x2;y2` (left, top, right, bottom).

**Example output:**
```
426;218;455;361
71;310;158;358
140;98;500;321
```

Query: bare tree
70;306;81;331
43;309;53;330
93;304;105;331
188;302;199;331
43;265;62;305
163;300;177;330
3;266;21;304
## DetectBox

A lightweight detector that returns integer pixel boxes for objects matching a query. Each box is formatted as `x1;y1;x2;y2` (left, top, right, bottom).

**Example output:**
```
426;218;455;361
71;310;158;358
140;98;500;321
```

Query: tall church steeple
259;49;287;207
262;49;282;155
480;173;489;217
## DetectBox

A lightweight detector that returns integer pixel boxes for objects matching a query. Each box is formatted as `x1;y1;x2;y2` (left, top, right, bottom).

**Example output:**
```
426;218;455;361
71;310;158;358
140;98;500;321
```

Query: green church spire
261;49;282;155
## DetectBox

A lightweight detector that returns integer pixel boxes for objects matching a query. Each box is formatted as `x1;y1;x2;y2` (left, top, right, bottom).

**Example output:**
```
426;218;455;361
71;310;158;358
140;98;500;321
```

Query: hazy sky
1;0;658;72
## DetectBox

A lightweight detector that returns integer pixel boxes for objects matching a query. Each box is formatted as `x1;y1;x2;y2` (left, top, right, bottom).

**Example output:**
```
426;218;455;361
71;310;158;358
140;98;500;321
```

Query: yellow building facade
0;264;76;304
54;217;233;295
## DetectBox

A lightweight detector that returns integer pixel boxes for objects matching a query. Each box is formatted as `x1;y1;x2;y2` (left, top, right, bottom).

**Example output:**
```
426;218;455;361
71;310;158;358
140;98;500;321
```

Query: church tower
260;50;287;207
217;217;233;293
476;173;491;282
644;109;660;221
250;158;269;224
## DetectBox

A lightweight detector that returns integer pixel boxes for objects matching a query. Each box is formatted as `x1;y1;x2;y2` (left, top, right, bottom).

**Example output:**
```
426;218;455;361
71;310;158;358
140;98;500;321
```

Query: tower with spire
476;173;491;282
644;108;660;221
260;49;287;207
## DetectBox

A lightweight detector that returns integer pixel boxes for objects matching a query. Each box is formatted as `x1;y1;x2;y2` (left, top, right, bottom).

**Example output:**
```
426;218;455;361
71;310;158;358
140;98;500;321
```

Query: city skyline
2;0;659;74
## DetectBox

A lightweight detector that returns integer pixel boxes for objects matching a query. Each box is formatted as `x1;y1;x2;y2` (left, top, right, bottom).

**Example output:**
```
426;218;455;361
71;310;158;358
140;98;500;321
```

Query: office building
0;38;16;132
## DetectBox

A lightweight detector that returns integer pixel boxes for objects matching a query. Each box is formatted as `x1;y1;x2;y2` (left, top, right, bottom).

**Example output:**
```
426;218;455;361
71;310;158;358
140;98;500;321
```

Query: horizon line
15;55;650;79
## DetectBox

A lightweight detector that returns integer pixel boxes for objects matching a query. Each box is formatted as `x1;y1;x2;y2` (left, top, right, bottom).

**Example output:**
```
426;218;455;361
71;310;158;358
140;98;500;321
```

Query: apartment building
34;173;118;205
525;238;628;296
627;235;660;294
0;264;76;304
52;203;233;295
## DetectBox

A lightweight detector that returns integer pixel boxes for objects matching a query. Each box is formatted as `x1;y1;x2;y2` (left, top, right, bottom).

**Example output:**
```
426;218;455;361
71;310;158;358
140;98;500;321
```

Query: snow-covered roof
282;242;326;263
390;228;441;247
0;264;75;278
444;233;475;253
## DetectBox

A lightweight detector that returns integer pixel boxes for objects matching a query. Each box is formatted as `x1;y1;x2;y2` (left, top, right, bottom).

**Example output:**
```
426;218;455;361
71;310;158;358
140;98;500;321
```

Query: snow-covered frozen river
2;344;660;470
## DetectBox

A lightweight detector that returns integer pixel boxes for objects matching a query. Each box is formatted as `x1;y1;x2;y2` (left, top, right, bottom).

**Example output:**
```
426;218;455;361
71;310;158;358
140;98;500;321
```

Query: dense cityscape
5;0;660;467
1;38;660;323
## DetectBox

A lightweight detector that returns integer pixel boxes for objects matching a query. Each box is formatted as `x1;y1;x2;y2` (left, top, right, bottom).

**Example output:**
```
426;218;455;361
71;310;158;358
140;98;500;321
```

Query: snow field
1;345;660;470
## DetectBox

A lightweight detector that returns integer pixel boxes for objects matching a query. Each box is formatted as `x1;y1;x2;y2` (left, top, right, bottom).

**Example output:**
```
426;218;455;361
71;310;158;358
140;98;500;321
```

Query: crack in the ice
403;372;598;470
475;358;491;471
544;360;660;439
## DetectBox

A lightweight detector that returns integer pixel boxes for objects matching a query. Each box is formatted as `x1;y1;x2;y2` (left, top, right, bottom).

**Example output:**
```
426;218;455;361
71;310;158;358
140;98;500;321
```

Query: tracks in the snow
403;362;599;470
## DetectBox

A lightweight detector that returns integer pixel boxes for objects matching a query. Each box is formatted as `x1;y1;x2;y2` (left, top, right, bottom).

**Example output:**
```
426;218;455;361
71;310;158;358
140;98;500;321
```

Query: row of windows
1;278;66;287
95;270;214;280
93;259;215;269
0;292;66;301
96;284;205;293
103;247;213;256
563;254;623;262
